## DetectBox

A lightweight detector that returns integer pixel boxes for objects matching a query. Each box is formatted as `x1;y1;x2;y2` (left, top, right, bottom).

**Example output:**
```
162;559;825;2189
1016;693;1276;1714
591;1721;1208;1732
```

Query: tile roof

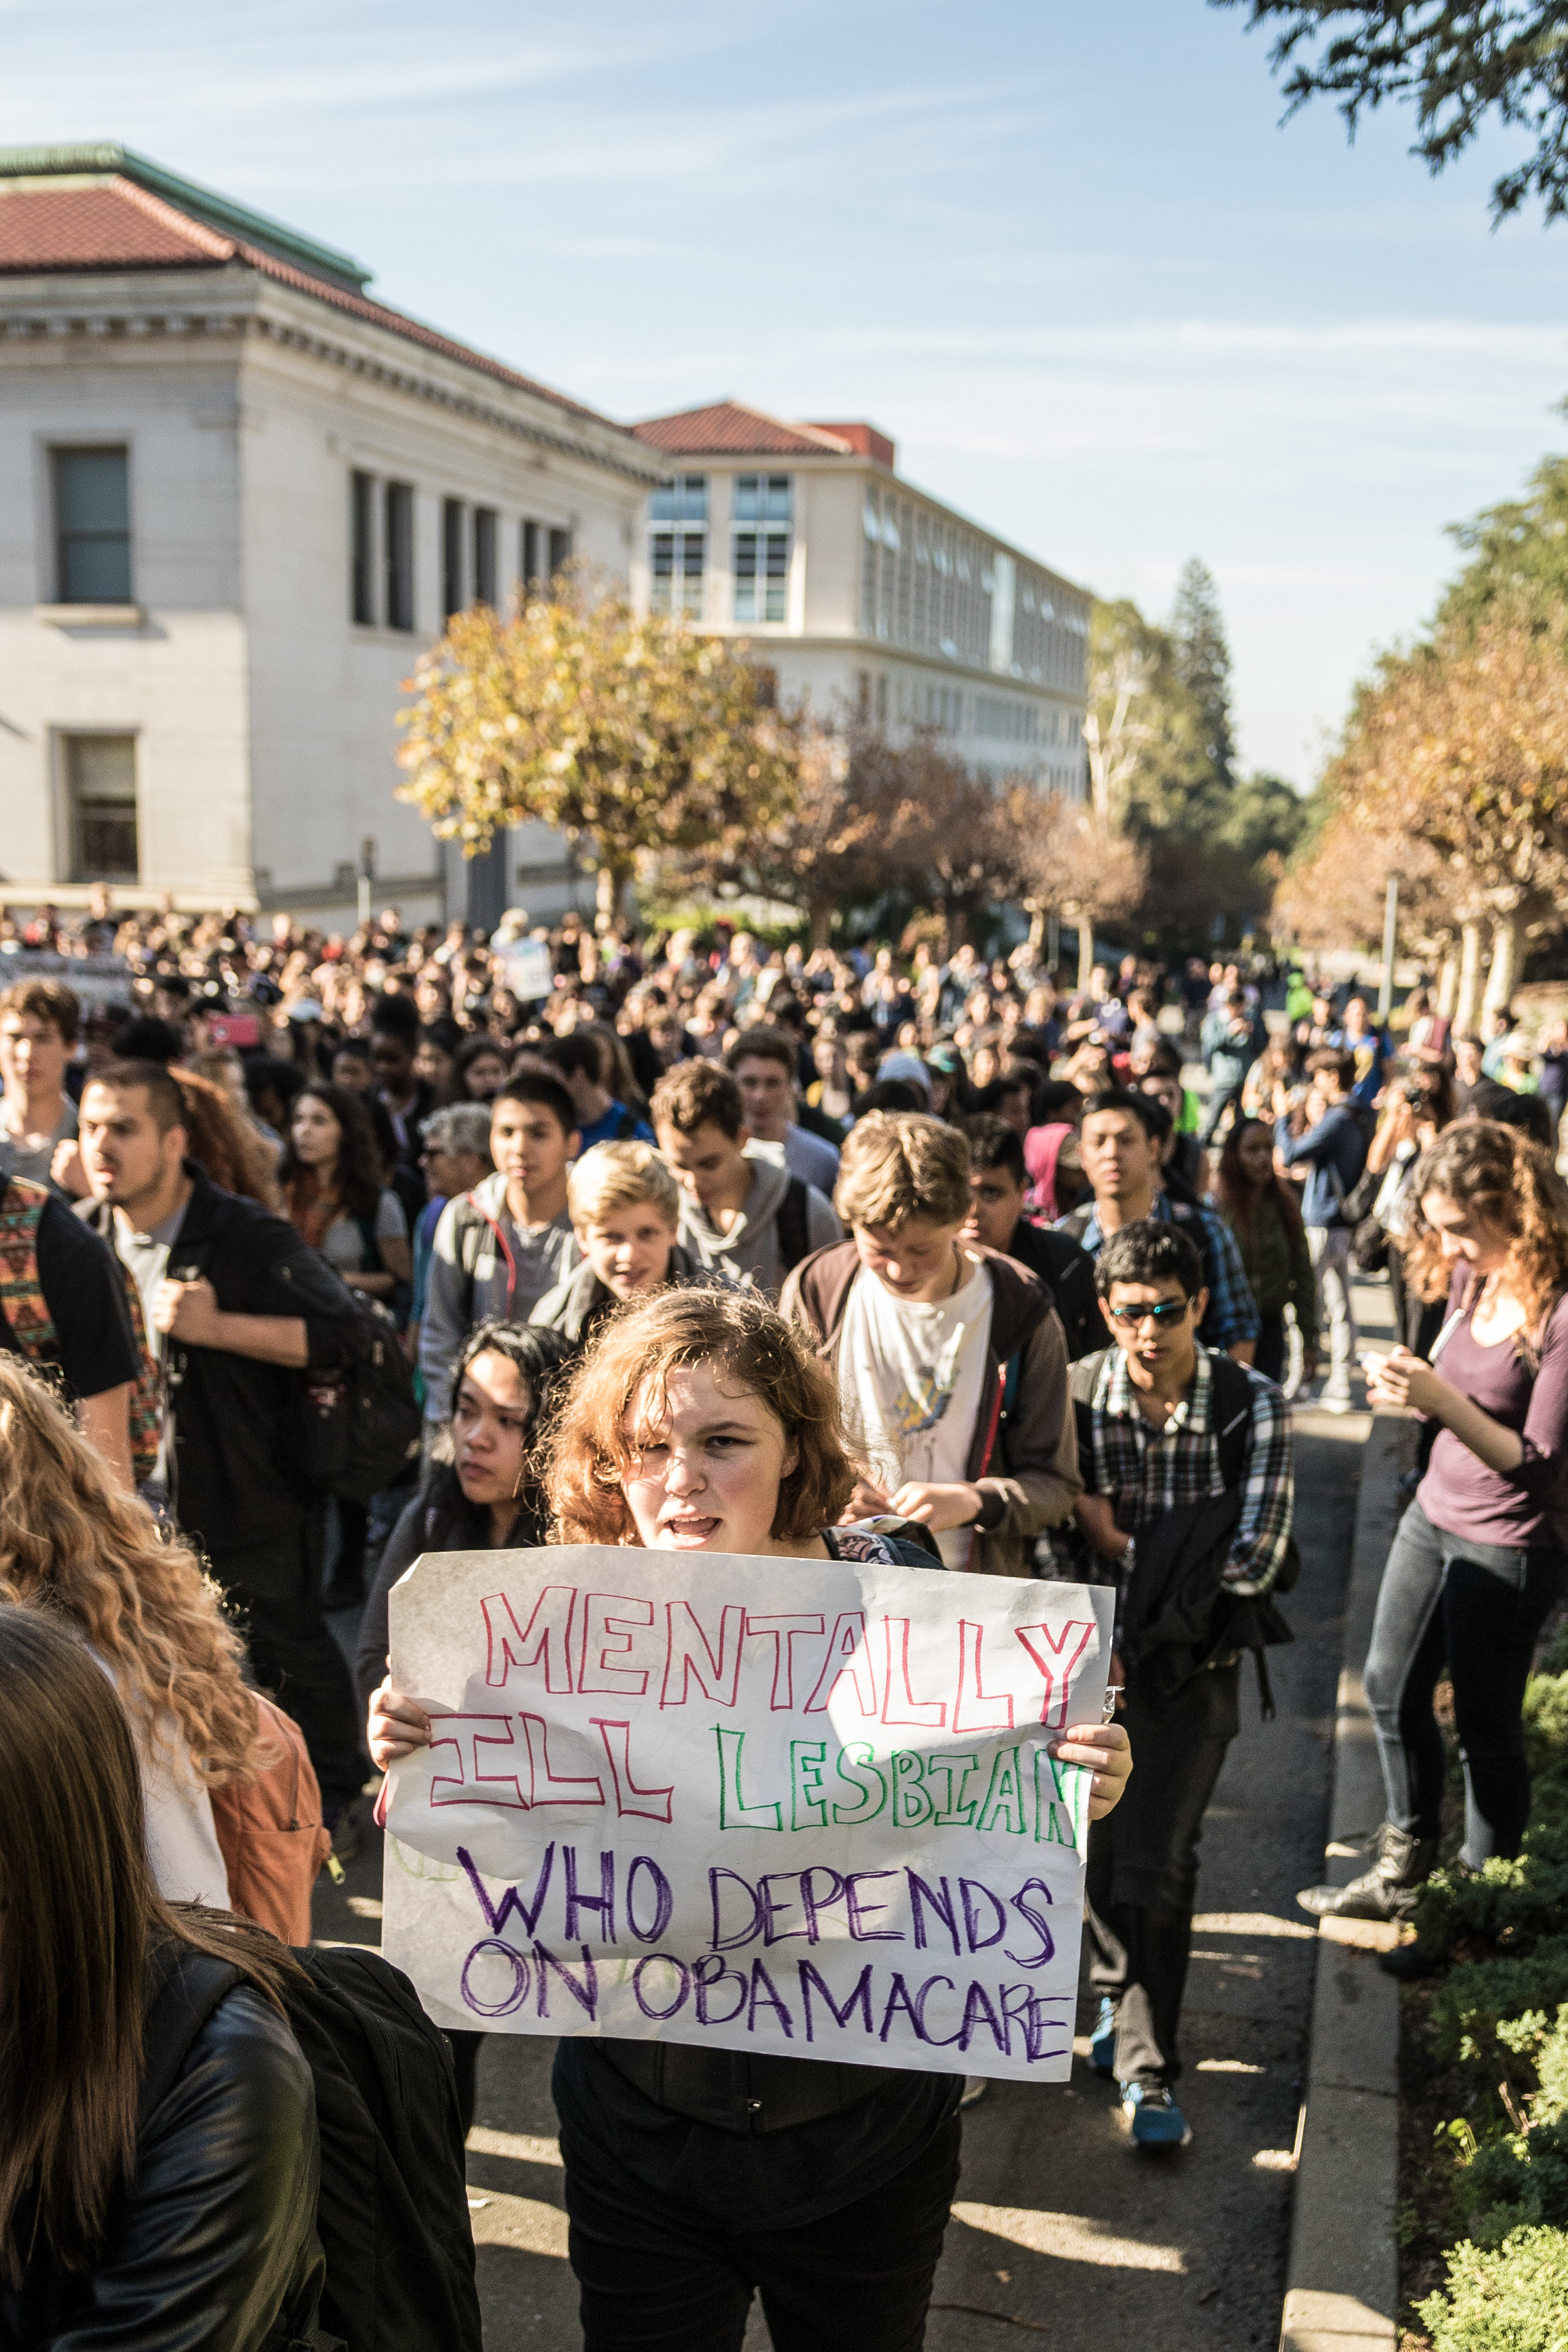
632;401;857;458
0;174;625;434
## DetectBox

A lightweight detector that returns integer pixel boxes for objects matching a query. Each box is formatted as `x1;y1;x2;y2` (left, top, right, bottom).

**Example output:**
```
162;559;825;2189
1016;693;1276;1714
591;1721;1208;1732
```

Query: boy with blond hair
531;1141;725;1346
780;1110;1079;1576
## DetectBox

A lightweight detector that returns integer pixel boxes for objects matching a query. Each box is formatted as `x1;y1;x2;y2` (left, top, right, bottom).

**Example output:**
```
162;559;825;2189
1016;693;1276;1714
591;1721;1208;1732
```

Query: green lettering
976;1744;1027;1835
714;1727;783;1831
891;1749;935;1828
831;1742;887;1826
790;1740;829;1831
923;1751;980;1827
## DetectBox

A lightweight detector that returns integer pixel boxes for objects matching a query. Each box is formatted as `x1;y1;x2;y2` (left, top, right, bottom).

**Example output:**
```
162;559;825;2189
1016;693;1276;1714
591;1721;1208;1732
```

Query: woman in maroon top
1301;1122;1568;1931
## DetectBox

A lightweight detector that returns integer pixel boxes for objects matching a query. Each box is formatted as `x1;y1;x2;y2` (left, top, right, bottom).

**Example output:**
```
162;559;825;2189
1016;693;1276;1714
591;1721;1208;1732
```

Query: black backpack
297;1300;423;1502
774;1175;812;1278
140;1941;483;2352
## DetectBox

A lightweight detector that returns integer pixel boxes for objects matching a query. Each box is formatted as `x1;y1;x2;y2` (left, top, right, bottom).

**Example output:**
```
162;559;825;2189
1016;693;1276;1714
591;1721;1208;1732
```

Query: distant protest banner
382;1545;1114;2084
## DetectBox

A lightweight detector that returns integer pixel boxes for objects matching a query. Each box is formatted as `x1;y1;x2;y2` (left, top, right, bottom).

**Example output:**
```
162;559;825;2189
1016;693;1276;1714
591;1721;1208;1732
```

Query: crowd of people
3;895;1567;2349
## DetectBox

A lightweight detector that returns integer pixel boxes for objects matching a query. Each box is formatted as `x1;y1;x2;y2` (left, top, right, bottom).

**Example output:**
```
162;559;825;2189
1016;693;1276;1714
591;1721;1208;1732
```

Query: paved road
319;1288;1386;2349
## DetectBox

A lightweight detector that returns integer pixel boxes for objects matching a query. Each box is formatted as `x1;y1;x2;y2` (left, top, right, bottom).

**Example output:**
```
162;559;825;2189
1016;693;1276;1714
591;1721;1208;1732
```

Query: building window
733;474;792;524
733;529;789;623
548;526;572;580
384;483;415;631
473;506;497;607
650;529;705;617
442;497;465;621
650;474;708;523
66;734;138;880
350;470;375;624
53;446;130;604
522;519;542;591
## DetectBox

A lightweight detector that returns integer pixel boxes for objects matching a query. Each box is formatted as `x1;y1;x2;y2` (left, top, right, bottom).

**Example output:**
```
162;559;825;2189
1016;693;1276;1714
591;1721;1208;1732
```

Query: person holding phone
1300;1120;1568;1929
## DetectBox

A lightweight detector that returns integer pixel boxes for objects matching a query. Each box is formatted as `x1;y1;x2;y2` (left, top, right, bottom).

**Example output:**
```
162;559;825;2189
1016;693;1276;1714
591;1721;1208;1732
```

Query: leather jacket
1;1987;326;2352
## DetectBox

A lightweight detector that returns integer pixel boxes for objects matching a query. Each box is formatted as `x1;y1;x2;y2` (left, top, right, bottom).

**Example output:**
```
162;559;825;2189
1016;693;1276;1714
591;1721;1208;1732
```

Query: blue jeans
1363;1498;1568;1864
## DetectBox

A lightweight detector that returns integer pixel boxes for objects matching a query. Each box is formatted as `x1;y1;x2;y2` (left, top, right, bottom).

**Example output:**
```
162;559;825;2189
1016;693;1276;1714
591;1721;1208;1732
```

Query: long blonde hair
0;1362;258;1784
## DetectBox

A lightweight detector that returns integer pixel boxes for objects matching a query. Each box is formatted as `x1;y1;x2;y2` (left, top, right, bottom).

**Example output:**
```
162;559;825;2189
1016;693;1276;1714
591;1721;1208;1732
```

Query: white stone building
629;402;1089;799
0;144;660;928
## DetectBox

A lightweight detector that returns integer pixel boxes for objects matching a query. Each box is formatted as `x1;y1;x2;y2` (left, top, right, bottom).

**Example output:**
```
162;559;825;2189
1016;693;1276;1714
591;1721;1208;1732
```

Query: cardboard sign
382;1545;1113;2083
497;939;553;1005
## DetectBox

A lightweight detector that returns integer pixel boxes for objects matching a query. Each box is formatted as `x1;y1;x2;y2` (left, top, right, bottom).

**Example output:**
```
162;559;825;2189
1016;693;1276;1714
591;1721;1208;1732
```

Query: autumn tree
1009;788;1149;991
396;586;798;924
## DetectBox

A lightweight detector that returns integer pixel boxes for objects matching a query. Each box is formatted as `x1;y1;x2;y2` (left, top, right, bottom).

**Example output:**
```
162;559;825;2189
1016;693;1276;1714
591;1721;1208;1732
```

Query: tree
1010;788;1150;990
1171;557;1236;789
899;738;1034;953
666;724;930;947
1084;598;1214;837
1439;450;1568;633
396;586;799;924
1213;3;1568;225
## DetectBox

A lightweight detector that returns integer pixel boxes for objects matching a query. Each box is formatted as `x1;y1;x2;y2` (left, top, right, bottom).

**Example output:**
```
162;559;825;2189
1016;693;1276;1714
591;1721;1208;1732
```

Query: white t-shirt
91;1650;231;1907
837;1254;995;1568
320;1187;407;1274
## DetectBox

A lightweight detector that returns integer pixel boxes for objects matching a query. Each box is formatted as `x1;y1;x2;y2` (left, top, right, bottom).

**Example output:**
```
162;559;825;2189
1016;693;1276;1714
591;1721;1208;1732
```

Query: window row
647;525;791;623
350;472;571;631
649;472;792;525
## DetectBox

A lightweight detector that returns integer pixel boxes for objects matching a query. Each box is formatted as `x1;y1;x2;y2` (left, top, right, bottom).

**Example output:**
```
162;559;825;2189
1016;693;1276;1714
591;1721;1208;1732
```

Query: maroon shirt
1418;1278;1568;1550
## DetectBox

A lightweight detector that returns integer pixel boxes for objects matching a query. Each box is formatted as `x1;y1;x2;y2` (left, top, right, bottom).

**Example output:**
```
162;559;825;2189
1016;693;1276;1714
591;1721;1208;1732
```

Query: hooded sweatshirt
419;1170;578;1421
676;1145;842;1300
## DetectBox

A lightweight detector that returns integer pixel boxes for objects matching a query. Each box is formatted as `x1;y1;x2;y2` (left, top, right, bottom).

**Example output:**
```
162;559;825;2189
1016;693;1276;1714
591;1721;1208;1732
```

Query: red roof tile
632;401;855;458
0;176;624;434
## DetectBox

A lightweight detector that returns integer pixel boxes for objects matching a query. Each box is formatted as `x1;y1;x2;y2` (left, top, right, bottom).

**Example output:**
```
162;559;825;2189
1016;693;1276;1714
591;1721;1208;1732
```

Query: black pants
1364;1498;1568;1863
563;2117;961;2352
1199;1077;1245;1145
210;1518;366;1808
1254;1309;1286;1385
1084;1665;1237;2087
447;2029;482;2137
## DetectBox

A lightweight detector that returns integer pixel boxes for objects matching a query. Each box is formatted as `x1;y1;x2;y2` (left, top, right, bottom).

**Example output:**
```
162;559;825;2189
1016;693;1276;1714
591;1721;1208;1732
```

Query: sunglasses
1105;1299;1192;1328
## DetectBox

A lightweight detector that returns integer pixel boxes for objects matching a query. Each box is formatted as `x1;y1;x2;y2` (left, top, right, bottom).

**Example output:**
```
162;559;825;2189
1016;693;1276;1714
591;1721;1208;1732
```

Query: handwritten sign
382;1545;1113;2083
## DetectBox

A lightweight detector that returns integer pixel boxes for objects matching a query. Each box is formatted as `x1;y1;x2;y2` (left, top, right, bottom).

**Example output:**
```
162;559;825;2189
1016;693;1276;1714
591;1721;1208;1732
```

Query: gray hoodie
677;1147;842;1300
419;1170;578;1422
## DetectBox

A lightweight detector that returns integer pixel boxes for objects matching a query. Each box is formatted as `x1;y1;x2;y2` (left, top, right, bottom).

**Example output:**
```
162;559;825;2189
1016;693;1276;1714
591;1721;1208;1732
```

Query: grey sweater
418;1170;578;1421
677;1147;842;1300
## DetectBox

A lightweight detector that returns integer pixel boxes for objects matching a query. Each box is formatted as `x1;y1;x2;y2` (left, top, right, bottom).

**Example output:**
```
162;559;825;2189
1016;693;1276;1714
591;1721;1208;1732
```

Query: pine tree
1170;557;1236;790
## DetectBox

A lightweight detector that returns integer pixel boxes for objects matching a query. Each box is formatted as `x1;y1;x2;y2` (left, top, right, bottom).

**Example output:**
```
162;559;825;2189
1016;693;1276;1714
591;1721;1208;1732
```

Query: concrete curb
1280;1411;1416;2352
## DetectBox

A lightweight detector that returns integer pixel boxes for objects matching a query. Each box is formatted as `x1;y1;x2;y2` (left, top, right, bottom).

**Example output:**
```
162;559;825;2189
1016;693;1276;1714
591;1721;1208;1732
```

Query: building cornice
0;267;665;487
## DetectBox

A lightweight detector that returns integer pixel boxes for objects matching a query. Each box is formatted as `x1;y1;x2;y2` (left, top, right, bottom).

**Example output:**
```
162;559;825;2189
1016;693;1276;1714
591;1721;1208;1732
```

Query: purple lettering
960;1877;1009;1952
760;1873;809;1946
878;1972;922;2042
912;1973;960;2047
626;1855;674;1944
563;1846;615;1942
693;1952;748;2025
1005;1878;1056;1969
746;1957;795;2037
798;1959;874;2040
632;1954;691;2019
958;1979;1007;2055
907;1871;960;1955
709;1866;765;1950
845;1870;903;1942
800;1865;846;1943
460;1939;531;2017
457;1842;555;1938
532;1941;598;2020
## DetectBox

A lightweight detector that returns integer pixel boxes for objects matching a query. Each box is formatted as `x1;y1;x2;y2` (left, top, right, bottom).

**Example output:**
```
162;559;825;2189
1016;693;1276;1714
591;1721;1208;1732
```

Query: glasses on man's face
1105;1299;1191;1328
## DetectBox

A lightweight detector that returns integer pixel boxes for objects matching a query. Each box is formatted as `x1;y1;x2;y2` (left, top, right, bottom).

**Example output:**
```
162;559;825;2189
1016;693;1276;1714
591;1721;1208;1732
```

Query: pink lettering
482;1587;578;1693
661;1599;744;1708
519;1712;605;1808
951;1619;1015;1734
580;1593;655;1697
1014;1619;1095;1729
880;1616;946;1731
744;1613;825;1710
427;1712;529;1809
590;1717;675;1822
803;1611;879;1718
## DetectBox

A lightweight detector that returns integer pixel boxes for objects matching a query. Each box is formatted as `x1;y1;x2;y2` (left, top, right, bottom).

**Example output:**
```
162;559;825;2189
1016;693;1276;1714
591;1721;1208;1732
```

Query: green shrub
1431;1947;1568;2073
1415;2224;1568;2348
1444;2114;1568;2247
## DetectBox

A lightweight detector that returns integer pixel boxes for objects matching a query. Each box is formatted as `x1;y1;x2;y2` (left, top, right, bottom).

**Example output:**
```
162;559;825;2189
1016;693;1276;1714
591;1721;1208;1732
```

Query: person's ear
1190;1286;1210;1325
780;1439;800;1479
1098;1296;1116;1333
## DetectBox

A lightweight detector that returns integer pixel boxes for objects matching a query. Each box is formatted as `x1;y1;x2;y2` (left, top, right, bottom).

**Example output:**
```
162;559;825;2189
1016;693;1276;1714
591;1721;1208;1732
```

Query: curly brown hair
1401;1119;1568;1333
0;1361;259;1785
172;1066;280;1209
541;1287;855;1546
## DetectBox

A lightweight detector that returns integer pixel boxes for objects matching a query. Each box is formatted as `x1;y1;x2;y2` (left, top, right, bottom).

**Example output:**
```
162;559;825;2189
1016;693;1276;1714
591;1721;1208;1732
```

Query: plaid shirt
1084;1345;1295;1596
1067;1192;1262;1353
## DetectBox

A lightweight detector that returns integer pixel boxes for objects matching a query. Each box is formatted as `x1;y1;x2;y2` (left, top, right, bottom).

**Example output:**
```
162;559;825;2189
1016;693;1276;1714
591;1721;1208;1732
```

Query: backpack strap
775;1176;811;1278
460;1191;517;1314
1207;1351;1256;1490
0;1180;56;1360
1059;1204;1094;1246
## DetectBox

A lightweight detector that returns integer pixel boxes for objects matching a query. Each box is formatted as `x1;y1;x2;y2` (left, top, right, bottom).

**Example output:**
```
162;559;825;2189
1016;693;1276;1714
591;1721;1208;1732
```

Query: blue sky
4;0;1565;787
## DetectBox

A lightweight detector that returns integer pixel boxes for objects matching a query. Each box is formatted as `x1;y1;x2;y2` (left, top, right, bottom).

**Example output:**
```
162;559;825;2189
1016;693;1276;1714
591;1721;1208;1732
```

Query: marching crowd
2;902;1566;2352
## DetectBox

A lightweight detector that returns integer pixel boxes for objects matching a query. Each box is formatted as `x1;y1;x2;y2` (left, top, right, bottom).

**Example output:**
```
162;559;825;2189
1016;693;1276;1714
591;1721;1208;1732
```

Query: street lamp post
357;836;377;931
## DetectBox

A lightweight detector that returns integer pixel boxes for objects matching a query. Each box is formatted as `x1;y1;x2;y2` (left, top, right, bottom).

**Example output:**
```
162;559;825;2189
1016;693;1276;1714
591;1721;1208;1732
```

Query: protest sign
497;939;553;1005
382;1545;1113;2084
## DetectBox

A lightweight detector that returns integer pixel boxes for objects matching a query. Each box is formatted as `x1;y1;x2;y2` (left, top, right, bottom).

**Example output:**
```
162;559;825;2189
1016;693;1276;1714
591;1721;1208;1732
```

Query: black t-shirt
0;1187;140;1399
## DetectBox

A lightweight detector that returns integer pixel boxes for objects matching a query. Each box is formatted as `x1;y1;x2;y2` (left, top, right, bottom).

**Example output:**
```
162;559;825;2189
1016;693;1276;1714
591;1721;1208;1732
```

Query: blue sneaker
1120;2083;1193;2150
1089;1998;1117;2077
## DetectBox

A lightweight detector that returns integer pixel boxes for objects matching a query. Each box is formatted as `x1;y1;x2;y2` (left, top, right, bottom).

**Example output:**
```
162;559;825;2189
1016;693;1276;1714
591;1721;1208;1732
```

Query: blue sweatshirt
1275;1103;1368;1229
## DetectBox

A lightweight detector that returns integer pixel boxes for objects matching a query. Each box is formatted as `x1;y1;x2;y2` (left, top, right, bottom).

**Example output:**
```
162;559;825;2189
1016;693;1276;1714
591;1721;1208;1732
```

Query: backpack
296;1298;423;1503
140;1941;484;2352
775;1174;812;1278
0;1179;162;1482
210;1692;334;1946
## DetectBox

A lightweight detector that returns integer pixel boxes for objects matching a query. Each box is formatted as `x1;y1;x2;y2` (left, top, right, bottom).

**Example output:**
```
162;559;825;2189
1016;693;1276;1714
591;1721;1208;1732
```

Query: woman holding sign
369;1288;1130;2352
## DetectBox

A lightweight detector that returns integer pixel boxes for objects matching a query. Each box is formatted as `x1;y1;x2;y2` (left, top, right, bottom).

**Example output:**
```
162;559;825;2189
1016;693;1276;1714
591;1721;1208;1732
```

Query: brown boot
1296;1823;1437;1923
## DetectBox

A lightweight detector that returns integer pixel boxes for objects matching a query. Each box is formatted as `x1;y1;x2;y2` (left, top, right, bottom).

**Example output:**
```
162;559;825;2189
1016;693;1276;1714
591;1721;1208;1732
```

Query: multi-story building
630;402;1089;799
0;144;660;926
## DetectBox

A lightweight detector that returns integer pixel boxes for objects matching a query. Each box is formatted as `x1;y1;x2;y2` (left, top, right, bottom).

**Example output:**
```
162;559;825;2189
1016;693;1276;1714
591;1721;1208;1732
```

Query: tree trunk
1076;917;1095;993
595;861;628;928
1028;904;1046;951
1483;911;1522;1016
1436;951;1458;1019
809;901;834;950
1454;920;1485;1034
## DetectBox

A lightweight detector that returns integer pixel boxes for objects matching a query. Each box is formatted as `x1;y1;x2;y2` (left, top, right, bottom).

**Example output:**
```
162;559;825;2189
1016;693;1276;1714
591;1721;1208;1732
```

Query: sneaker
1119;2082;1193;2150
1320;1389;1353;1416
1089;1998;1117;2077
960;2075;988;2109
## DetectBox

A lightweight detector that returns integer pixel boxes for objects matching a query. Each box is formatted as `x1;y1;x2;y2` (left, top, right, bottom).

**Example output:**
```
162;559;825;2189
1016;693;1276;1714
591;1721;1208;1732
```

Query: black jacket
1004;1216;1101;1362
0;1984;323;2352
87;1165;363;1557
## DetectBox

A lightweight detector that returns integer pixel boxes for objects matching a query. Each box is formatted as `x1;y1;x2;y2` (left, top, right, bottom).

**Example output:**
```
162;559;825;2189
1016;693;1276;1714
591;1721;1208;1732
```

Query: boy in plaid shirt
1062;1217;1294;2151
